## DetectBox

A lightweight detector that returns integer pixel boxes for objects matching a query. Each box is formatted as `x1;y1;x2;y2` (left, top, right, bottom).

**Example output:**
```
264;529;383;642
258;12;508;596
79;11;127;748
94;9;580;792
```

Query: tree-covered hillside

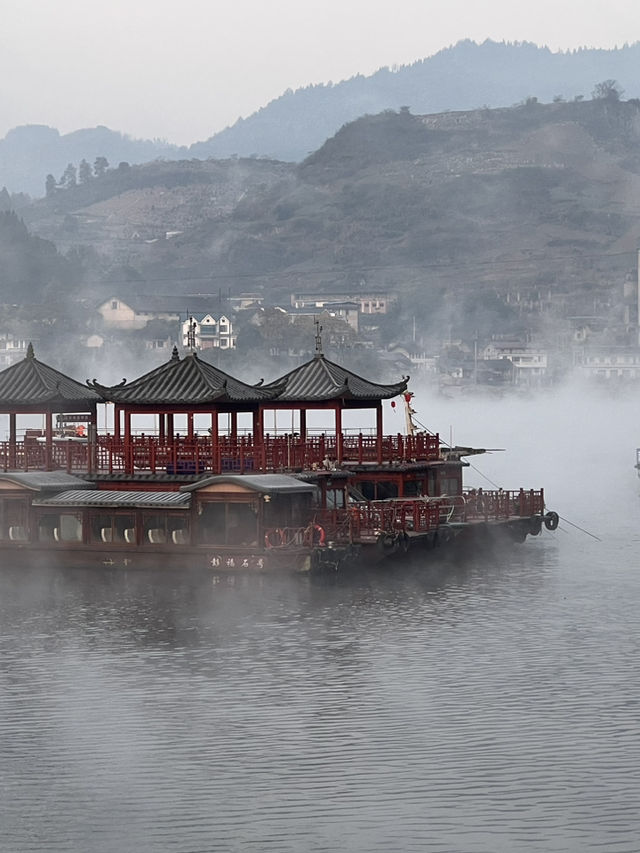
17;98;640;349
191;40;640;161
0;211;85;303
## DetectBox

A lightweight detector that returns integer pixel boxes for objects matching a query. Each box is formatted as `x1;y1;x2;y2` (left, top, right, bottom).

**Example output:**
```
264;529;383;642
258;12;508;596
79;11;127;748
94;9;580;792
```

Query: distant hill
0;125;184;197
19;98;640;348
2;40;640;197
192;40;640;161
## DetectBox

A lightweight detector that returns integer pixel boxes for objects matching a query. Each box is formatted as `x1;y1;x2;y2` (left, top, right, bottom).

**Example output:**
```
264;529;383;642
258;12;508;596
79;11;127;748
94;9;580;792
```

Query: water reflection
1;531;639;852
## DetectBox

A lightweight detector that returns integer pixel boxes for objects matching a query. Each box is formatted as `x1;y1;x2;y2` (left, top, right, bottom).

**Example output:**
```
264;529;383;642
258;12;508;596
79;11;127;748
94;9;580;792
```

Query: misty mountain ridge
2;39;640;196
12;96;640;358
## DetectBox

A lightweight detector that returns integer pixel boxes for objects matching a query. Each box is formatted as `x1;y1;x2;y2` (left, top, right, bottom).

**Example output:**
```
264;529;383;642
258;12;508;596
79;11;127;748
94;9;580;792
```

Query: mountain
0;125;184;197
2;40;640;197
18;98;640;349
191;40;640;161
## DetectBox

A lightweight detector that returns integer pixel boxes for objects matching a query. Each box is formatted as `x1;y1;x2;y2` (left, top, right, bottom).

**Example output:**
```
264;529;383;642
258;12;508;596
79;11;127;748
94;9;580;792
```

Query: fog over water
1;386;639;852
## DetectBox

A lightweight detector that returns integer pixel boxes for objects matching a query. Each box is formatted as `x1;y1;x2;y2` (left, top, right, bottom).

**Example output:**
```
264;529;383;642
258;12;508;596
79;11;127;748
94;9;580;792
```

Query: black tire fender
544;511;559;531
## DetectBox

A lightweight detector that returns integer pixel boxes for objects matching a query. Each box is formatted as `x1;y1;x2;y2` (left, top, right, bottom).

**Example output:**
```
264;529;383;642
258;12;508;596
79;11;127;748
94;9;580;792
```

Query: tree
94;156;109;178
45;174;57;197
61;163;77;188
0;186;12;211
78;159;92;184
592;79;624;101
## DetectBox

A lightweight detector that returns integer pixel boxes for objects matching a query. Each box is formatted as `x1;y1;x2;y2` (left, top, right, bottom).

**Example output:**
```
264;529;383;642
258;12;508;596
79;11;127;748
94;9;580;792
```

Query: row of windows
1;505;258;548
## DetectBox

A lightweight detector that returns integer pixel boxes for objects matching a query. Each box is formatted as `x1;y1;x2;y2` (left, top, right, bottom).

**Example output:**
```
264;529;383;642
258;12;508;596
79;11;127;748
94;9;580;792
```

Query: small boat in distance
0;339;558;573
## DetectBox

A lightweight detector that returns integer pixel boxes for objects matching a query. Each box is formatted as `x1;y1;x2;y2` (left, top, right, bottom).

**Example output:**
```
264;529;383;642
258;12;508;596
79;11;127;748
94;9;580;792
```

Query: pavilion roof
264;352;408;402
89;347;285;405
0;344;102;411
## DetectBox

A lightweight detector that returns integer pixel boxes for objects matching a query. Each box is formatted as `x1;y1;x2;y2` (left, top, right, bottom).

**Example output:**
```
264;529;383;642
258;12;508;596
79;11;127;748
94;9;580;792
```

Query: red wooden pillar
335;406;343;465
159;413;166;443
45;411;53;471
114;406;121;441
299;408;307;441
253;408;263;443
230;411;238;442
9;412;16;469
375;402;383;464
88;408;98;475
124;410;132;474
187;412;194;439
210;411;219;474
167;413;174;441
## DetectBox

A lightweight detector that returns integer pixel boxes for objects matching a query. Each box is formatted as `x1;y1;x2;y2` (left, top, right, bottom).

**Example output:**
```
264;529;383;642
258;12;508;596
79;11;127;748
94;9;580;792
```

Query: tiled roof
33;490;191;509
265;353;408;402
0;472;94;492
0;344;102;409
90;348;284;405
181;473;319;495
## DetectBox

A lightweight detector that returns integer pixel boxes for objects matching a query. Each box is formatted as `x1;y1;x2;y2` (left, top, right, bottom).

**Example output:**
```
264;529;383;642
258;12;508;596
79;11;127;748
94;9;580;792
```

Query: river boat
0;339;559;573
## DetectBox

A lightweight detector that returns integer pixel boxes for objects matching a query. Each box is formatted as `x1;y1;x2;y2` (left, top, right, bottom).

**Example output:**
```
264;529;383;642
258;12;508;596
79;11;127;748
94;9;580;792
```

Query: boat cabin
0;471;319;551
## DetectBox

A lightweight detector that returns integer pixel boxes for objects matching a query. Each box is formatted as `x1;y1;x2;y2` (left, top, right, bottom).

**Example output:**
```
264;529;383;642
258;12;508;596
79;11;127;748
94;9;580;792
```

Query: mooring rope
411;415;602;541
557;515;601;542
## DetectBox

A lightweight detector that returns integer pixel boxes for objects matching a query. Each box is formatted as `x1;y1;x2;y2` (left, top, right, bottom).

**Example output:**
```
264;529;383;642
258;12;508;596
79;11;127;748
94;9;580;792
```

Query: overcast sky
1;0;638;145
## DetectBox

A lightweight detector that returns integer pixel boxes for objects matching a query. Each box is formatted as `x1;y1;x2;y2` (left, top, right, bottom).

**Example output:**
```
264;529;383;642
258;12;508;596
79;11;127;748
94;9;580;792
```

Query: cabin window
1;498;29;542
90;513;136;544
440;477;460;496
37;512;83;543
402;480;423;498
143;513;190;545
357;481;399;501
198;501;258;546
326;488;346;510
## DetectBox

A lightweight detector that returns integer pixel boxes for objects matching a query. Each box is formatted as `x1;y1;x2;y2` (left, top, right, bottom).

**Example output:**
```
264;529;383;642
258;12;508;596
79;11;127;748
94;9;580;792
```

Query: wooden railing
314;490;545;546
1;431;440;475
0;439;92;474
456;489;545;520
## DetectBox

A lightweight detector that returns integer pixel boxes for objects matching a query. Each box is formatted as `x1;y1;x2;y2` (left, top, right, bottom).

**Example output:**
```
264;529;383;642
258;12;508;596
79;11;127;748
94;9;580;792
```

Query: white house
575;348;640;381
181;314;236;350
482;339;549;387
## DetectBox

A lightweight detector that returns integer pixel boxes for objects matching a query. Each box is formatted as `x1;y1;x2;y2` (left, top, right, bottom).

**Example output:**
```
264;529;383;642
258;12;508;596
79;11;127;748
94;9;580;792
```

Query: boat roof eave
0;472;94;492
181;473;319;496
32;490;191;509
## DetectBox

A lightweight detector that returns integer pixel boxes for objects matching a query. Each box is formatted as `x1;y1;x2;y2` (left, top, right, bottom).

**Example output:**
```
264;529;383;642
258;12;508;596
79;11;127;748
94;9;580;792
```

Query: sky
1;0;638;146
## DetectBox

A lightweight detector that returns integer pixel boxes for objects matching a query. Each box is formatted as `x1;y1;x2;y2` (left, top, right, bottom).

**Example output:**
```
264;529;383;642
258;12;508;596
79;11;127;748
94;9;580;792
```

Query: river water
1;388;639;852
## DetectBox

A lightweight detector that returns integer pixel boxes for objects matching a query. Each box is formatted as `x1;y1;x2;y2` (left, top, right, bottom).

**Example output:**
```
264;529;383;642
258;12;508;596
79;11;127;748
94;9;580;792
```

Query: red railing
457;489;545;521
2;432;440;475
315;490;545;546
315;498;443;544
0;439;92;473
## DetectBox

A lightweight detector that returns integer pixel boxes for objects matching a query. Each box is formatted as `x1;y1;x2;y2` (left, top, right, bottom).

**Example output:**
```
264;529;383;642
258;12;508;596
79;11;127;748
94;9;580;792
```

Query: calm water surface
2;394;640;852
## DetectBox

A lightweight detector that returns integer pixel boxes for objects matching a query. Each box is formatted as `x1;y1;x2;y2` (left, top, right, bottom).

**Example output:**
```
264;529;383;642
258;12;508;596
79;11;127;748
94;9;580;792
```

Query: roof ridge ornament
26;342;35;360
171;345;180;361
314;317;323;357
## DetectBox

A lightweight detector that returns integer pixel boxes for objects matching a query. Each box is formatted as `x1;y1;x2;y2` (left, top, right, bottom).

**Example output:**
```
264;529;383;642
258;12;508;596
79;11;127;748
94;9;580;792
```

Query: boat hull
2;516;542;574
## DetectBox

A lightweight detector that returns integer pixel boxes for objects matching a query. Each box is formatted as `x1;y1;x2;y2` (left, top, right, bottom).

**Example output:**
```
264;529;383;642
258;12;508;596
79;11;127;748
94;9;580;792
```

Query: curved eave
89;362;286;406
264;354;409;403
271;379;409;403
0;396;101;411
0;363;103;408
93;386;281;405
